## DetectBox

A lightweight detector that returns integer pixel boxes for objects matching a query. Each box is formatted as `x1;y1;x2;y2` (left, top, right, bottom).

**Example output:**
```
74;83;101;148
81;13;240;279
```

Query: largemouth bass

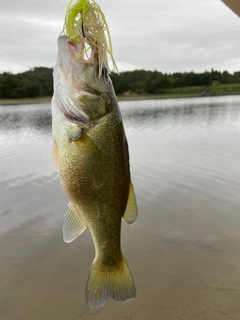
51;35;138;309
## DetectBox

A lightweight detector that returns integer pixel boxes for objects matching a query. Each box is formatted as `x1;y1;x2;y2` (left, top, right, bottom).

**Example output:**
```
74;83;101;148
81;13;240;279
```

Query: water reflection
0;104;52;137
0;96;239;137
121;96;240;130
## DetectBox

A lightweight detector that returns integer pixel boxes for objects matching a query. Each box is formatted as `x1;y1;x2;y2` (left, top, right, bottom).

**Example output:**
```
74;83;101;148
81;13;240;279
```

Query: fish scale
52;34;138;309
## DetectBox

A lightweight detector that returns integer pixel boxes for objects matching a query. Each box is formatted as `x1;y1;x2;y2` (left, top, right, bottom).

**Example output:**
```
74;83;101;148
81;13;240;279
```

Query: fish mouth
57;36;104;95
53;36;100;125
57;35;83;67
57;35;98;94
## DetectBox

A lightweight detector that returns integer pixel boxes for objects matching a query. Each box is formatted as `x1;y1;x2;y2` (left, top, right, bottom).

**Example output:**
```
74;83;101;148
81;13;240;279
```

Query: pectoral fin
122;182;138;225
63;203;87;243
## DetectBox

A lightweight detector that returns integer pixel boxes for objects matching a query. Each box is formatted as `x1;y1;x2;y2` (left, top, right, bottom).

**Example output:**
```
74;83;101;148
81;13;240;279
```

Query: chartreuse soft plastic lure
63;0;118;75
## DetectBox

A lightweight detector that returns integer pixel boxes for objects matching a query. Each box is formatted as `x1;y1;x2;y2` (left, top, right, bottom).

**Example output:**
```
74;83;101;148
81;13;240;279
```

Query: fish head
53;35;111;126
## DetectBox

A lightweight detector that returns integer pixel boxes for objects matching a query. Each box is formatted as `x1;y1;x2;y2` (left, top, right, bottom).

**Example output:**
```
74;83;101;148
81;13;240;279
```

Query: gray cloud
0;0;240;73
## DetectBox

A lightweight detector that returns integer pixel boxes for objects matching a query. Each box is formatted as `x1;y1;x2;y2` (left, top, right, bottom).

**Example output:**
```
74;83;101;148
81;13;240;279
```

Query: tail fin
85;255;136;309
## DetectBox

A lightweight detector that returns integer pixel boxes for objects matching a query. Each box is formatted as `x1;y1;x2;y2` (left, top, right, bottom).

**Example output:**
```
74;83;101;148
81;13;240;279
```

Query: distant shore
0;90;240;105
117;91;240;101
0;97;52;106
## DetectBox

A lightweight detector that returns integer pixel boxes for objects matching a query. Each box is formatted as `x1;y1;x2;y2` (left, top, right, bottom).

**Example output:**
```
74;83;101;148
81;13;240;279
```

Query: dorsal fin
63;203;87;243
122;182;138;225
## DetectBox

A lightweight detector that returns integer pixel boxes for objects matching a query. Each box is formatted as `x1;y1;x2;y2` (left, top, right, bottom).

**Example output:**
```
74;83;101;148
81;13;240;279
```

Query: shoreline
117;91;240;101
0;92;240;105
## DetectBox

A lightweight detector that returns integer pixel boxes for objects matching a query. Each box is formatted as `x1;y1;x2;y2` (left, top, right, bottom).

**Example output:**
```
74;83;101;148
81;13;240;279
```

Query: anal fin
63;203;87;243
122;182;138;225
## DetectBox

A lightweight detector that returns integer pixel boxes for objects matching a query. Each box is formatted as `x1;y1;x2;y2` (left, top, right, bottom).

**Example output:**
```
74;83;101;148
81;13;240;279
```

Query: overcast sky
0;0;239;74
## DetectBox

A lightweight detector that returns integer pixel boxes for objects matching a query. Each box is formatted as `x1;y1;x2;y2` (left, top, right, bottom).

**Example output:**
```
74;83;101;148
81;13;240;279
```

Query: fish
51;35;138;309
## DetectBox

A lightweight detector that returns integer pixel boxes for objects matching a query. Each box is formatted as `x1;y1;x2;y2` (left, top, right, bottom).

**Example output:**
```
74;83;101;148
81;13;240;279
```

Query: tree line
0;67;240;99
0;67;53;99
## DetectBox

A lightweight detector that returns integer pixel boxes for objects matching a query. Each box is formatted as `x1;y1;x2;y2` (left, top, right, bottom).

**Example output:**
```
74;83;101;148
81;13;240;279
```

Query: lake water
1;96;240;319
